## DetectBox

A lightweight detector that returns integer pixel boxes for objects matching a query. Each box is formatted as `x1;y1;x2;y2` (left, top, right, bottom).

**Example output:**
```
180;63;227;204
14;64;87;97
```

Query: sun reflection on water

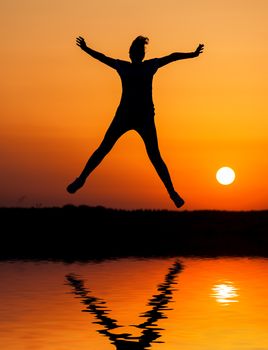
211;281;239;305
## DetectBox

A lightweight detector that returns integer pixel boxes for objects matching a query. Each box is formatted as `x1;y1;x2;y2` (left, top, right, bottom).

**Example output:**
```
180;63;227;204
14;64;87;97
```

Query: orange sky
1;0;268;210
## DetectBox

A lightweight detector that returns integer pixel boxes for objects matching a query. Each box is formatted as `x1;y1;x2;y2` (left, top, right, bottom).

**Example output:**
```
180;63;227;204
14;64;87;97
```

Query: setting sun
216;167;236;186
1;0;267;210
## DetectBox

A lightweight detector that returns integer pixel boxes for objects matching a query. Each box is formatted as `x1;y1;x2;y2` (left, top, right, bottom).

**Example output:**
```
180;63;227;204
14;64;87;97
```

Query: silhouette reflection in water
66;259;182;350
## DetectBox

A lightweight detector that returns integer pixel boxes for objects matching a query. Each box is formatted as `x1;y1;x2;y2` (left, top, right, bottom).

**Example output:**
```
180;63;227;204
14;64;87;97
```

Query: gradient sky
1;0;268;210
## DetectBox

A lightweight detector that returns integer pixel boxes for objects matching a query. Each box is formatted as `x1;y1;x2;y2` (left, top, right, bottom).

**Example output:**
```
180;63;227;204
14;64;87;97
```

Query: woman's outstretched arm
76;36;118;69
157;43;204;68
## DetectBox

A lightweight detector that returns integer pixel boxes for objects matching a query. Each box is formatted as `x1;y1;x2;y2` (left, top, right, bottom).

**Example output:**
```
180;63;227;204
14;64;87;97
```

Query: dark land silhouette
0;206;268;261
67;36;204;209
66;259;182;350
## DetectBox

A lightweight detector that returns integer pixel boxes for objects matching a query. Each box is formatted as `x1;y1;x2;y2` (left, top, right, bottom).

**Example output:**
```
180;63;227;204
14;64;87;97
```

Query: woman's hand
76;36;87;50
194;43;204;56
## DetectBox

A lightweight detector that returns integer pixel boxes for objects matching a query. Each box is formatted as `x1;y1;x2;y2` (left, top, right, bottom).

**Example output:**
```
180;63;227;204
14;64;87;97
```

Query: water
1;257;268;349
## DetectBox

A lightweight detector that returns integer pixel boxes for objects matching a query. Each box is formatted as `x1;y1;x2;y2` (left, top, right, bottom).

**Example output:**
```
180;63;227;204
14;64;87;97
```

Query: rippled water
1;257;268;349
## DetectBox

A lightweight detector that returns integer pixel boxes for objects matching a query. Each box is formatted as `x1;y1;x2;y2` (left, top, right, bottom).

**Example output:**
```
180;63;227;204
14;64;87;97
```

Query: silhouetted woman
67;36;204;208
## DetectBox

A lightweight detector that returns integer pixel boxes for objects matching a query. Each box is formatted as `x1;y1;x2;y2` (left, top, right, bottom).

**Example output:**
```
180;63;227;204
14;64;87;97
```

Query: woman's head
129;36;149;63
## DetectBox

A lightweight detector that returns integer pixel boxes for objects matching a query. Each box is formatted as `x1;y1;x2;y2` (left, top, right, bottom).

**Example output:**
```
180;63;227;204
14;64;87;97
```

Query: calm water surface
1;257;268;349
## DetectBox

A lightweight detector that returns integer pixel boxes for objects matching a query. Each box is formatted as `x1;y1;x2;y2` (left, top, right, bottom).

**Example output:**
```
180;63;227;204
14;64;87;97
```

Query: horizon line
0;204;267;213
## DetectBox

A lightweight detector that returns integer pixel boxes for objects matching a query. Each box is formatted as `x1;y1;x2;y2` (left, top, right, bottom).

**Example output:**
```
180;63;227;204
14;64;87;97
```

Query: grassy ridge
1;205;268;261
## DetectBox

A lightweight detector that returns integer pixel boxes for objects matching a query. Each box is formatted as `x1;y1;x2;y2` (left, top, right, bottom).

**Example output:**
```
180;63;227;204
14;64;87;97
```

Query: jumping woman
67;36;204;208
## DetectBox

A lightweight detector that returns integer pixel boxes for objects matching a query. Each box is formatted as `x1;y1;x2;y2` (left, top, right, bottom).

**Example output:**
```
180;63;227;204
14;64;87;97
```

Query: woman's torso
116;59;159;114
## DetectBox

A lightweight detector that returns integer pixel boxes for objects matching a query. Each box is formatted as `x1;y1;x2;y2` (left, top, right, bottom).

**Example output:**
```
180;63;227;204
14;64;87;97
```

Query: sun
216;167;236;185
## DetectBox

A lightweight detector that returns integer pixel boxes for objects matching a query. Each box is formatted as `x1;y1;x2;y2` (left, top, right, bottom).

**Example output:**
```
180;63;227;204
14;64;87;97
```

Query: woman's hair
129;36;149;62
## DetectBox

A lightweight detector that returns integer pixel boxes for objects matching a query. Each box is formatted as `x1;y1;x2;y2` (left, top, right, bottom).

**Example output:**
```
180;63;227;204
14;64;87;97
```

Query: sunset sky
1;0;268;210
